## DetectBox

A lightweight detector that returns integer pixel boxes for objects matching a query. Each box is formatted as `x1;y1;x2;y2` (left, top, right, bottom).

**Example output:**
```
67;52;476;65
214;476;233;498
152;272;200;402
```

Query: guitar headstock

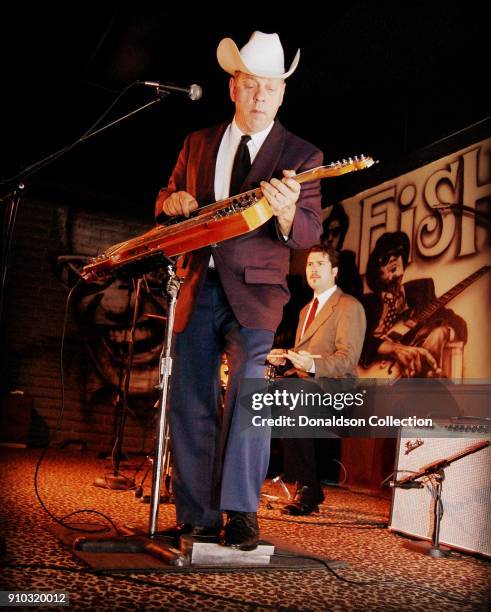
309;155;377;180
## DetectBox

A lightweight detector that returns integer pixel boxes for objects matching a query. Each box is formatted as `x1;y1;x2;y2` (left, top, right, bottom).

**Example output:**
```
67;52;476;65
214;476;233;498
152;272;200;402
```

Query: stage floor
0;447;489;610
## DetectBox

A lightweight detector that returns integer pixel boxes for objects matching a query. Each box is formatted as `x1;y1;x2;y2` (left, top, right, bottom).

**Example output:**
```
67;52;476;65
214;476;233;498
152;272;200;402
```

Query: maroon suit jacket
156;120;323;332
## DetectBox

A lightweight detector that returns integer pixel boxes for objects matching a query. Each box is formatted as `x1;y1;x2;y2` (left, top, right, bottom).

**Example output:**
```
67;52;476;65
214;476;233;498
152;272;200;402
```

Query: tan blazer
294;287;366;378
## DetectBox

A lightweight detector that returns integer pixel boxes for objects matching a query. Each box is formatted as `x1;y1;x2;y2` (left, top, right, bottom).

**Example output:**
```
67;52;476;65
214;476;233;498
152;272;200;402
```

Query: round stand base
140;494;172;504
93;475;135;490
403;539;452;558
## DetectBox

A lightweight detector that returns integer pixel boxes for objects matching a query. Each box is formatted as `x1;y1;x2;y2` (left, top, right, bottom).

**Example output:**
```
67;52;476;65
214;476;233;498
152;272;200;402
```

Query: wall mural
54;206;167;399
335;136;491;379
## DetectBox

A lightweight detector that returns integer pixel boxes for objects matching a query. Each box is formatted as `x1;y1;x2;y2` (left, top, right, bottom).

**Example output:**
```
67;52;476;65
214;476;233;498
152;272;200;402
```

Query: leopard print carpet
0;448;489;610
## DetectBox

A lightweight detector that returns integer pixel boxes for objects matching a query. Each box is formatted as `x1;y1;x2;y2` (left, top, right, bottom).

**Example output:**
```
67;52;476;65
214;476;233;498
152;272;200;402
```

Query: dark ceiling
1;2;488;216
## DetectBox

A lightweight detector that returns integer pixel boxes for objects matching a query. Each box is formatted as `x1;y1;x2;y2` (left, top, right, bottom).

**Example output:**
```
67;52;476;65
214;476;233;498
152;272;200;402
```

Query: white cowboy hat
217;31;300;79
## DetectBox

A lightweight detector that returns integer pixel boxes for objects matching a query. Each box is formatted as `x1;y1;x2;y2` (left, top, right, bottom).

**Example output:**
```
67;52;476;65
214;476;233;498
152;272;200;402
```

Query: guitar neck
415;266;490;323
295;156;374;184
160;155;374;225
294;169;321;185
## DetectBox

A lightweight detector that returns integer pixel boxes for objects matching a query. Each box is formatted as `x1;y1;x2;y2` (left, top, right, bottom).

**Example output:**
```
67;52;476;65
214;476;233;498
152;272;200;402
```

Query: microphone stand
74;260;188;565
391;439;490;558
400;468;450;558
1;184;24;328
148;263;181;536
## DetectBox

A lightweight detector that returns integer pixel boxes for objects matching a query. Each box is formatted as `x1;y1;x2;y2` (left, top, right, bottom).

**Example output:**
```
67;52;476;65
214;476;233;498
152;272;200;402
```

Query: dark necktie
382;293;399;333
229;135;251;196
303;298;319;336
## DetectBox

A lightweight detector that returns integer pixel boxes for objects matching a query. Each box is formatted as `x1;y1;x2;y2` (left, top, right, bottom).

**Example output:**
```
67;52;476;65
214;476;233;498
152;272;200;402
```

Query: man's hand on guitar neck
261;169;301;237
378;340;441;378
161;191;199;218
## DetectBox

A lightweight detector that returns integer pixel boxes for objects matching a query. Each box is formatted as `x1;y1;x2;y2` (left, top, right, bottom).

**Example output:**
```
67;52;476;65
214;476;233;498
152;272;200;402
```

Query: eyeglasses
377;246;404;266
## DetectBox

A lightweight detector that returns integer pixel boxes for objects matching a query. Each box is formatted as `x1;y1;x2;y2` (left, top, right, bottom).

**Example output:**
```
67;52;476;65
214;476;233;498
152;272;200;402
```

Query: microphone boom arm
394;439;490;487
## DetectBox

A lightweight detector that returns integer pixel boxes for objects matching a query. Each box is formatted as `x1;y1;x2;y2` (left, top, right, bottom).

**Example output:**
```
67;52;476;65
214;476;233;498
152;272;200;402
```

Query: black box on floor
0;392;33;447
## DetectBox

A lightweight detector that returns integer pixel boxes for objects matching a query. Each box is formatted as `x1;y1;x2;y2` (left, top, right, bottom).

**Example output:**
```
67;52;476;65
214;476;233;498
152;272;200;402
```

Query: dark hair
308;244;340;269
321;203;349;250
365;232;410;292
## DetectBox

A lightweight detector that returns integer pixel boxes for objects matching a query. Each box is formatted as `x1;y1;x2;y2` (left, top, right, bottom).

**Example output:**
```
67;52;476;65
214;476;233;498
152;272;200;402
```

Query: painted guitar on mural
81;156;375;283
358;265;490;380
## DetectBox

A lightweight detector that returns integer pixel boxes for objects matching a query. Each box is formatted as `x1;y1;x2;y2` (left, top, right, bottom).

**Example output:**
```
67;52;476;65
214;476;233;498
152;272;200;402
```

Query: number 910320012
0;591;69;606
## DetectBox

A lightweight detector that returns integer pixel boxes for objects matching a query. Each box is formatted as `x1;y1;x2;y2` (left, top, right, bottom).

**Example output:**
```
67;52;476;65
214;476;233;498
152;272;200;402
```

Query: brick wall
2;195;161;453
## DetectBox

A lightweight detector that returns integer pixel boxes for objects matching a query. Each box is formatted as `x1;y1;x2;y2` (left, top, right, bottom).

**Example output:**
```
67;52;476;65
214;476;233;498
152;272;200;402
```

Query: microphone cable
33;278;121;535
274;551;483;606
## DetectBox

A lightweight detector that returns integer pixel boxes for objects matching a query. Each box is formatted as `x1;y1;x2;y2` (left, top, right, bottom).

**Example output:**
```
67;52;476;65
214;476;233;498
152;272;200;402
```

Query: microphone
389;480;424;489
138;80;202;101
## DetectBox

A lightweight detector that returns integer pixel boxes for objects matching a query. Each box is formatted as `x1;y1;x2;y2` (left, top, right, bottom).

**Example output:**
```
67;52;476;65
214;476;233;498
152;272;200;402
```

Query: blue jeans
168;270;274;527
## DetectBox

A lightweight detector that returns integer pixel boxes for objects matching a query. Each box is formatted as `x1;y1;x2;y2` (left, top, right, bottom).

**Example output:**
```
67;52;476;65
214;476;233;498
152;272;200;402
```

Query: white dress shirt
209;118;274;267
214;118;275;200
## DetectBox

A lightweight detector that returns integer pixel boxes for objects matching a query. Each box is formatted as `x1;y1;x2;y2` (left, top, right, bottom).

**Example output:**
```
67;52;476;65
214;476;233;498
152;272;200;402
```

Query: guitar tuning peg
360;153;365;159
342;158;347;164
354;155;359;161
348;157;353;163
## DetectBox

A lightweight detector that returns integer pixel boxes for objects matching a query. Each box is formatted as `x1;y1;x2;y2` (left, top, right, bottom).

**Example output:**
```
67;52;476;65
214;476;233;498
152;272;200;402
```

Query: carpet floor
0;447;489;610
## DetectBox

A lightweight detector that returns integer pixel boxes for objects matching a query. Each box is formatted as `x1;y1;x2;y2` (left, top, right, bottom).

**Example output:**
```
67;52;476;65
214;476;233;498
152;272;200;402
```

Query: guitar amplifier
389;420;491;557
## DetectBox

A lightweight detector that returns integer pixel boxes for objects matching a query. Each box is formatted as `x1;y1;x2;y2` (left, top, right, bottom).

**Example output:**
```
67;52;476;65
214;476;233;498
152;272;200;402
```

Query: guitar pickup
165;211;200;226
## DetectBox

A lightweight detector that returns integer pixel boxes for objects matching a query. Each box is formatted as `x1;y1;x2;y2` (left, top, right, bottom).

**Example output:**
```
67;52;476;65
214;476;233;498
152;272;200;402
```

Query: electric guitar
81;156;375;283
358;265;490;380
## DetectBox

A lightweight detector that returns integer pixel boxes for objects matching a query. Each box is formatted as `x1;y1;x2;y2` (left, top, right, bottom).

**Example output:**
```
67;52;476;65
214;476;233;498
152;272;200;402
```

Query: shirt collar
231;117;274;151
313;284;338;311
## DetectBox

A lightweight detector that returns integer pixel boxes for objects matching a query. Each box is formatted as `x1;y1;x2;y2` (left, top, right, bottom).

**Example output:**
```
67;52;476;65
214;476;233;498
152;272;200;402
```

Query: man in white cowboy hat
155;31;323;550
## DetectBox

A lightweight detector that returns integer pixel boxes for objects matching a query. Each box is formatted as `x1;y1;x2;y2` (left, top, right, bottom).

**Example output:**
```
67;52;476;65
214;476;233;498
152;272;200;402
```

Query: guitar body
82;194;272;282
357;313;417;380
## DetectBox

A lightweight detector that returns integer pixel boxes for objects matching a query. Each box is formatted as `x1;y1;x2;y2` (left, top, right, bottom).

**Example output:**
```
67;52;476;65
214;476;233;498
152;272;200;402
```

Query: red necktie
303;297;319;335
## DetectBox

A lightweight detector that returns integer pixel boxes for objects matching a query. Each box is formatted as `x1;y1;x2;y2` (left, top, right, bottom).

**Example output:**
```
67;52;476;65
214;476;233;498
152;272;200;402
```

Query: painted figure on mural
359;231;467;379
321;203;363;301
